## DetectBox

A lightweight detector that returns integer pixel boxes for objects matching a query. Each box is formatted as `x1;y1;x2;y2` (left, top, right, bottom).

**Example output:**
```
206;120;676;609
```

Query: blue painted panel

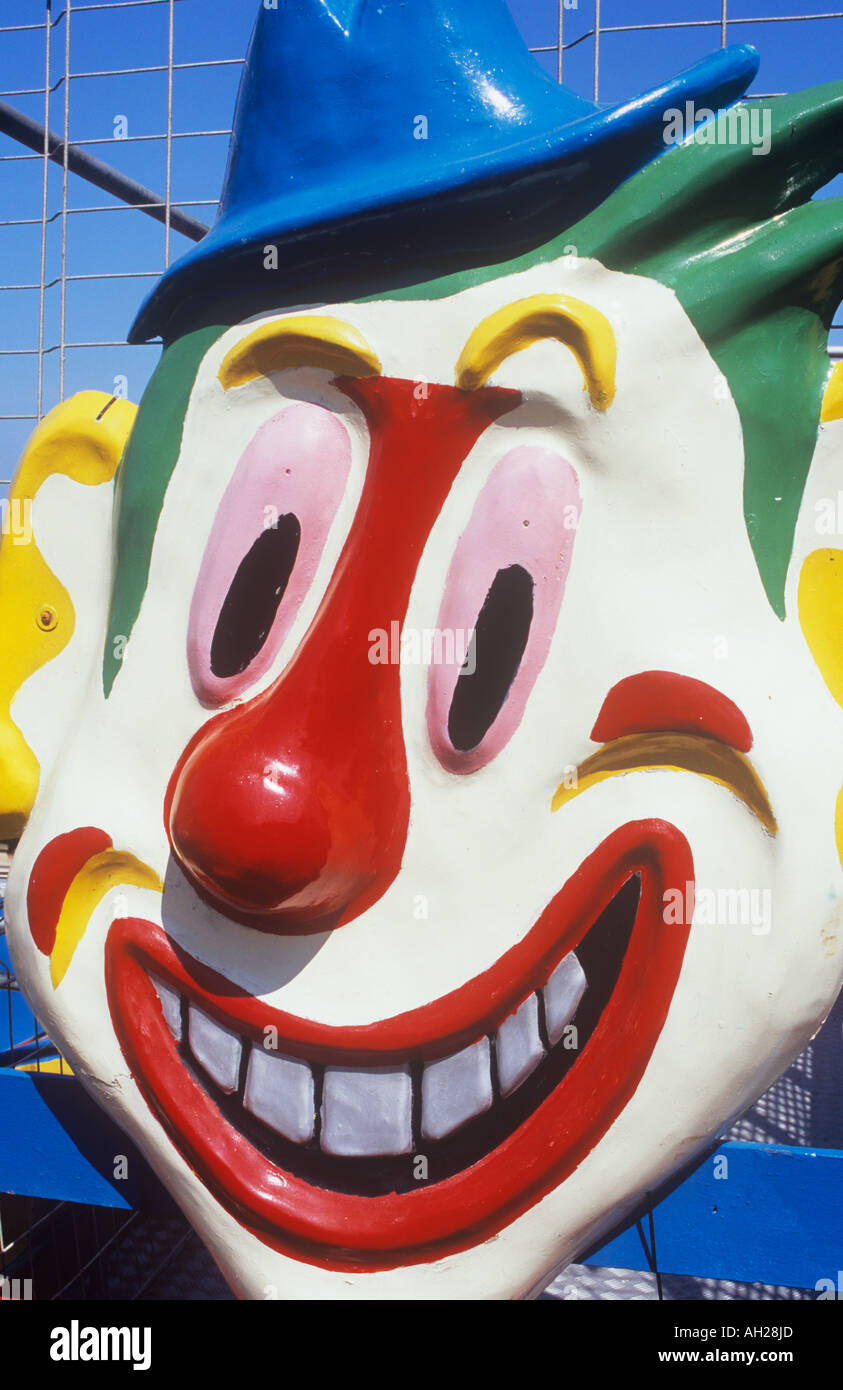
587;1141;843;1289
0;1068;139;1209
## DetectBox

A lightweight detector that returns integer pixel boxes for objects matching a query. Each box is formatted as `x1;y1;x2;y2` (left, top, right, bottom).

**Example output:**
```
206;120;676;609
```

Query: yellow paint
799;550;843;869
821;361;843;424
455;294;617;410
16;1057;73;1075
0;393;136;839
798;549;843;708
218;316;382;389
552;733;777;835
50;848;163;988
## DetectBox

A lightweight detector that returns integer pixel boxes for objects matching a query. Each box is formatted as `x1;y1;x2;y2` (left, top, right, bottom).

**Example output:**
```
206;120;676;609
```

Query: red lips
106;819;693;1272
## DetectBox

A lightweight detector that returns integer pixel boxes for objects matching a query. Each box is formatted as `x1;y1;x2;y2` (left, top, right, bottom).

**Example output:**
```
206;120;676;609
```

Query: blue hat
129;0;759;343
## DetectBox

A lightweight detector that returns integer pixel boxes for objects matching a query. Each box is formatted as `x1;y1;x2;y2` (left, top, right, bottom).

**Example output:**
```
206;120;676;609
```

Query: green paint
374;85;843;617
102;325;225;696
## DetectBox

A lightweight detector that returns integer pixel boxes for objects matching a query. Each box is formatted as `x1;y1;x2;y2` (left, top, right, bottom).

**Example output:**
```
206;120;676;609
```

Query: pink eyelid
427;444;581;772
187;402;352;706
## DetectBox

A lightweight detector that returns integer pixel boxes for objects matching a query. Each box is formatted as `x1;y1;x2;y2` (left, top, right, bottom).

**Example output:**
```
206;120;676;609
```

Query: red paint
591;671;753;751
106;820;692;1271
166;380;519;931
27;827;112;955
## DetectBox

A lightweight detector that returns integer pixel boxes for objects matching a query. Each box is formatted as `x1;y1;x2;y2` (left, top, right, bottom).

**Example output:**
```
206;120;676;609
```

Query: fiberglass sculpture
2;0;843;1299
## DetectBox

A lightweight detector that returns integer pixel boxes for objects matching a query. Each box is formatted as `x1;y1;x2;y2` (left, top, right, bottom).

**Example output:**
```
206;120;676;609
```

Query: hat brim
129;45;759;344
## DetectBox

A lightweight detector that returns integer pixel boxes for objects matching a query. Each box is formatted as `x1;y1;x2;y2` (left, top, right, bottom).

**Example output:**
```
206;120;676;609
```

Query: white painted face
6;253;843;1299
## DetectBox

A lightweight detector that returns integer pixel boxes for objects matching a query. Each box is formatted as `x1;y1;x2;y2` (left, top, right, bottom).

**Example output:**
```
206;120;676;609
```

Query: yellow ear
0;393;136;839
799;548;843;707
821;361;843;424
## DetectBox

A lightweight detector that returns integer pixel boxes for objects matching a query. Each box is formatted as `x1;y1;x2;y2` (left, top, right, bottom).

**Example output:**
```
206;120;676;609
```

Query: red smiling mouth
105;819;692;1272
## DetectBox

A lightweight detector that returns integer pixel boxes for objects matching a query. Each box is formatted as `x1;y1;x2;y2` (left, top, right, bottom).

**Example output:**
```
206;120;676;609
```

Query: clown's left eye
427;445;580;772
187;403;351;705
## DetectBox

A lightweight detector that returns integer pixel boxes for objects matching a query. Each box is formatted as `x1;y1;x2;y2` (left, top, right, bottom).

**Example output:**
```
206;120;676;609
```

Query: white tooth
188;1005;242;1094
421;1037;493;1141
543;952;587;1046
151;975;182;1042
496;993;544;1097
244;1046;315;1144
321;1064;413;1157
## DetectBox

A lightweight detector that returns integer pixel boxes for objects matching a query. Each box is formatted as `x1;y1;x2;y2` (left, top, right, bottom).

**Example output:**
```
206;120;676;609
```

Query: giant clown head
3;0;843;1299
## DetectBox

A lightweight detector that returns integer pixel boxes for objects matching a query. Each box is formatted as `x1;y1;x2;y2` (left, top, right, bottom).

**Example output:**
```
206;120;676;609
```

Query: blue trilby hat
130;0;759;343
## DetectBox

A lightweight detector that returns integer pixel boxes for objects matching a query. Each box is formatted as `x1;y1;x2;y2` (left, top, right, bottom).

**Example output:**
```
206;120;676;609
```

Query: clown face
4;246;843;1299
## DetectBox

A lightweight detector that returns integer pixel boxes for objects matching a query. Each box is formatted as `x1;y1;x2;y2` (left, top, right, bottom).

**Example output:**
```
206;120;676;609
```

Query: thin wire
58;0;71;401
164;0;174;267
36;0;52;422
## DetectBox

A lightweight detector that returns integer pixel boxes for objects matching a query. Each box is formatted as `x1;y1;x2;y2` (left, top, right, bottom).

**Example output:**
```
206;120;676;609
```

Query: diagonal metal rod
0;98;209;242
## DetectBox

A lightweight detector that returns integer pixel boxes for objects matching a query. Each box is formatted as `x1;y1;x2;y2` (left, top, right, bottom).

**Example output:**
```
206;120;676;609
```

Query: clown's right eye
187;403;351;706
209;514;302;679
427;445;581;772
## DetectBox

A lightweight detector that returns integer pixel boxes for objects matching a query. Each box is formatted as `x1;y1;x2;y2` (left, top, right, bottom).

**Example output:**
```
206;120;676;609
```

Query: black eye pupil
210;514;301;678
447;563;534;753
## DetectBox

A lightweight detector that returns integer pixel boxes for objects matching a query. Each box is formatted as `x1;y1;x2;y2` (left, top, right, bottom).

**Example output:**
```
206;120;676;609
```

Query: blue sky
1;0;842;489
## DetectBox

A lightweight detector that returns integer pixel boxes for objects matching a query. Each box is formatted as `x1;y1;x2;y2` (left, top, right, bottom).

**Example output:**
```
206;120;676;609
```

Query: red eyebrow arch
591;671;753;752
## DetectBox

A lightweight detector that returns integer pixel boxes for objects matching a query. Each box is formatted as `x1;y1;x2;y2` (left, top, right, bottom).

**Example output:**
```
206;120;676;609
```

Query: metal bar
70;1;185;11
43;129;231;144
722;0;728;48
69;58;243;78
37;0;52;423
0;342;142;354
594;0;601;101
599;14;843;34
59;0;71;400
70;0;186;10
557;0;563;83
0;101;209;242
0;131;231;155
164;0;174;266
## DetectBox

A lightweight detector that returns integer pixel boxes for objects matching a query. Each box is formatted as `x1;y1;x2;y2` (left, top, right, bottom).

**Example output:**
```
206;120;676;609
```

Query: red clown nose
166;378;519;933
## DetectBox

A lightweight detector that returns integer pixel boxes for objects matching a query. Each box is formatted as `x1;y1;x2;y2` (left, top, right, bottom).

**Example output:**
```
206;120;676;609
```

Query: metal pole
59;0;70;400
594;0;601;100
164;0;174;265
36;1;52;422
0;100;209;242
557;0;564;83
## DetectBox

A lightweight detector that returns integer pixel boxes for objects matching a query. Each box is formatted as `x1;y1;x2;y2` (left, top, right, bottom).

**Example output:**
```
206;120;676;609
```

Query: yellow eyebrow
455;294;617;411
218;315;382;390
